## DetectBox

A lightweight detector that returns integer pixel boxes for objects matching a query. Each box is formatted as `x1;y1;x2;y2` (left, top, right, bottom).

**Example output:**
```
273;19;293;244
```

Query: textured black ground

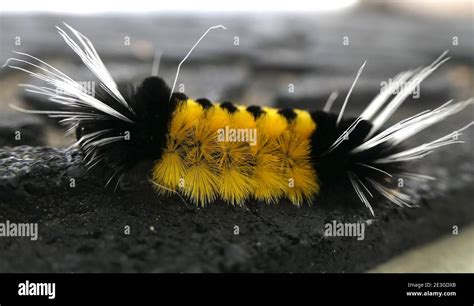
0;144;472;272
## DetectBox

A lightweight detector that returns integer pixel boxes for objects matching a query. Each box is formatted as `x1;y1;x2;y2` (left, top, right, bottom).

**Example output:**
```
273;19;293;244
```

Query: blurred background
0;0;473;272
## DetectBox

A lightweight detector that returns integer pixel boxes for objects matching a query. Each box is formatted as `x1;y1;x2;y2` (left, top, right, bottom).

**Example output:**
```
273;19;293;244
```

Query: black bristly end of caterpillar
310;111;404;199
76;76;184;182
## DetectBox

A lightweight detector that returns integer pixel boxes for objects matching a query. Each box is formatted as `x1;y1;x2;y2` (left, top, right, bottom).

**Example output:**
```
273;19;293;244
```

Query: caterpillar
4;23;473;216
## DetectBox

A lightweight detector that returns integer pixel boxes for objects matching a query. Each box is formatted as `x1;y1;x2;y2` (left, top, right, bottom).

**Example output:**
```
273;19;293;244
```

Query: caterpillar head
76;76;183;176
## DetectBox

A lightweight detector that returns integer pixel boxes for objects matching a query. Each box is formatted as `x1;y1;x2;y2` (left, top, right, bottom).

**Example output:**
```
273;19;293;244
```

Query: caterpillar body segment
6;24;474;216
152;98;319;207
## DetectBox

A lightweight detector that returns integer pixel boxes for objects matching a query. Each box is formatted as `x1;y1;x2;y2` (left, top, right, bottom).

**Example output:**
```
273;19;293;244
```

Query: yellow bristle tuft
293;109;317;138
278;131;319;206
169;99;204;139
183;158;220;206
217;141;255;206
285;164;318;206
232;107;256;129
183;157;219;206
251;132;286;204
206;105;231;132
258;108;288;138
182;121;221;206
219;167;254;206
154;100;204;196
151;136;186;194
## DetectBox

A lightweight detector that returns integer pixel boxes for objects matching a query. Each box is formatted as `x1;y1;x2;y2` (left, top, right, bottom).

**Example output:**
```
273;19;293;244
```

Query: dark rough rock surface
0;144;472;272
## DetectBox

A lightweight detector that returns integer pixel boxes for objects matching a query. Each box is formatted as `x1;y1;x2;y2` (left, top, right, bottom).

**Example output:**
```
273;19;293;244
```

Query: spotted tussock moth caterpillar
4;23;473;216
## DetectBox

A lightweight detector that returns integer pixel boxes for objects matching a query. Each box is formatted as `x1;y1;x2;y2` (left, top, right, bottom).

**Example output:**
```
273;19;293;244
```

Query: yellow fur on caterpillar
152;99;318;207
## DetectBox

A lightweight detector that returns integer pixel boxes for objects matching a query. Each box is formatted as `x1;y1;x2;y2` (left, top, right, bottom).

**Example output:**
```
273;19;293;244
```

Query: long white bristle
58;23;135;115
366;51;450;138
